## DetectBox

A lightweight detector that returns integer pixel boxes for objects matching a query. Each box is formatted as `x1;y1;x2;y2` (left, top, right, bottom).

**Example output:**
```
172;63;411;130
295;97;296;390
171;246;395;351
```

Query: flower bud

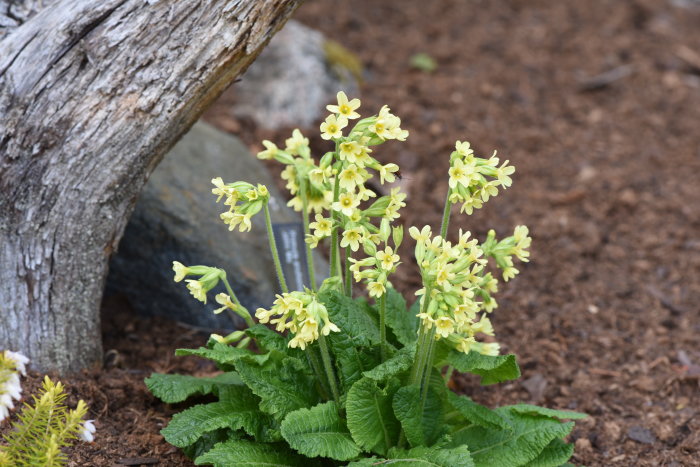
379;218;391;243
392;225;404;249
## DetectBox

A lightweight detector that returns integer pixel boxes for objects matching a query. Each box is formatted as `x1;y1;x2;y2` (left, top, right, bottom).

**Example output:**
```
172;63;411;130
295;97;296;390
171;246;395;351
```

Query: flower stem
306;347;330;400
300;182;317;291
330;171;342;282
317;334;340;406
344;247;352;298
440;187;452;239
379;293;387;361
221;277;254;327
264;202;288;294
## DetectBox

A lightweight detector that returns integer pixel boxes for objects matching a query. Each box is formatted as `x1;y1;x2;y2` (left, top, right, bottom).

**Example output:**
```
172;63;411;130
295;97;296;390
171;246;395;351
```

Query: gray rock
627;426;656;445
232;20;360;129
106;121;326;330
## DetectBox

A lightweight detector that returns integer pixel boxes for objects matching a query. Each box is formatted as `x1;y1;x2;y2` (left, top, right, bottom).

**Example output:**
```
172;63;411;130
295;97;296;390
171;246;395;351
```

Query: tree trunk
0;0;300;373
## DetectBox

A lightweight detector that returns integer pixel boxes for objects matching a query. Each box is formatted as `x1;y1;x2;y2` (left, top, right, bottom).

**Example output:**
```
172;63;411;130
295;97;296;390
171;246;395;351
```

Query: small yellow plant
0;351;94;467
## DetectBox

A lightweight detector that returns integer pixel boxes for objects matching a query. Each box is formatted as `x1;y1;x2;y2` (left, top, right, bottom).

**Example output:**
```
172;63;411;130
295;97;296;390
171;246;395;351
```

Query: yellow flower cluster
410;226;504;356
481;225;532;281
255;291;340;350
172;262;222;304
447;141;515;215
211;178;269;232
349;220;404;298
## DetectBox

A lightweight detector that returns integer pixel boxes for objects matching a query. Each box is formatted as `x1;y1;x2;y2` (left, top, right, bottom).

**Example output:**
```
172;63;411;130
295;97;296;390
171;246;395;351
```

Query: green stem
330;158;342;279
221;277;254;327
317;334;340;406
264;202;288;294
306;348;330;400
300;182;317;291
379;293;387;361
344;247;352;298
420;331;436;404
440;187;452;239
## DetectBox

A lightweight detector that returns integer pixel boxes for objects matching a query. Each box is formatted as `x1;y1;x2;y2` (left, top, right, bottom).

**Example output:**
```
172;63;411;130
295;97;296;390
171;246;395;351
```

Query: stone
627;425;656;444
106;121;326;329
231;20;360;129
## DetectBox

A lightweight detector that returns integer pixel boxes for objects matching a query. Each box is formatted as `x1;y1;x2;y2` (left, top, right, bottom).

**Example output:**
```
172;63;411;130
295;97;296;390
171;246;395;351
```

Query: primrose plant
146;93;585;466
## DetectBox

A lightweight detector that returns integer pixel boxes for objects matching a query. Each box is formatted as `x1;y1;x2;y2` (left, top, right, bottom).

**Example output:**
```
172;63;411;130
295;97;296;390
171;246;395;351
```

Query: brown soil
7;1;699;466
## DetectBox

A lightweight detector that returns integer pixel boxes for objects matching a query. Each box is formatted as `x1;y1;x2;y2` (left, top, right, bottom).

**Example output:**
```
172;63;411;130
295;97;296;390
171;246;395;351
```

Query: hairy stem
317;334;340;406
344;246;352;298
379;292;387;361
440;187;452;239
221;277;254;327
264;202;288;294
300;182;317;291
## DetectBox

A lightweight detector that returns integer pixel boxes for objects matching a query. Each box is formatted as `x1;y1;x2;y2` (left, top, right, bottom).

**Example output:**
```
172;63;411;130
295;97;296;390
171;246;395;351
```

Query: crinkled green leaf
346;377;401;455
234;354;318;420
447;351;520;385
245;324;292;353
447;392;511;431
320;290;380;346
452;407;575;467
161;386;268;447
329;333;381;392
194;439;308;466
182;428;239;460
348;445;474;466
281;401;361;461
175;343;257;366
145;372;242;403
392;384;444;447
362;343;415;381
384;286;419;346
523;438;575;467
508;404;587;421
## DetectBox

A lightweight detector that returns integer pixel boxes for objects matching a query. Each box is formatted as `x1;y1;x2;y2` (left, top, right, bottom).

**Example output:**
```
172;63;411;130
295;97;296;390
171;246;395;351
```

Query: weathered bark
0;0;300;372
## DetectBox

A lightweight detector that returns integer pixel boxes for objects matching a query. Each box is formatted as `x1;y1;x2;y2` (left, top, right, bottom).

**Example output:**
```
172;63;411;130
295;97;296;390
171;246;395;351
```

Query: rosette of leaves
147;288;585;466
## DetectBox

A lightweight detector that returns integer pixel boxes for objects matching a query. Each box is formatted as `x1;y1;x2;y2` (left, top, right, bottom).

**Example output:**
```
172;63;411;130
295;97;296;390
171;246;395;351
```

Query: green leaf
145;372;242;403
410;53;438;73
452;407;575;467
346;377;401;455
245;324;291;353
176;343;255;366
329;333;381;392
392;384;444;447
447;351;520;385
182;428;239;460
234;354;319;420
194;439;308;466
320;290;380;346
281;401;361;461
447;392;511;431
348;445;474;466
362;343;415;381
523;438;575;467
161;386;268;447
384;287;419;346
508;404;587;421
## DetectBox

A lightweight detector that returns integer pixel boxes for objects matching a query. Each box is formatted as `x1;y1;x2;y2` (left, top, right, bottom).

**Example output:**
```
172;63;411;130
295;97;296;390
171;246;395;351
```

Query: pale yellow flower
378;163;400;184
326;91;361;120
257;140;278;160
455;141;474;157
338;141;361;162
339;165;365;191
309;214;333;238
448;158;475;189
367;281;386;298
285;129;309;154
172;261;188;282
320;114;348;140
186;280;207;304
333;191;360;217
376;247;399;270
340;227;364;252
435;316;455;338
213;293;237;315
